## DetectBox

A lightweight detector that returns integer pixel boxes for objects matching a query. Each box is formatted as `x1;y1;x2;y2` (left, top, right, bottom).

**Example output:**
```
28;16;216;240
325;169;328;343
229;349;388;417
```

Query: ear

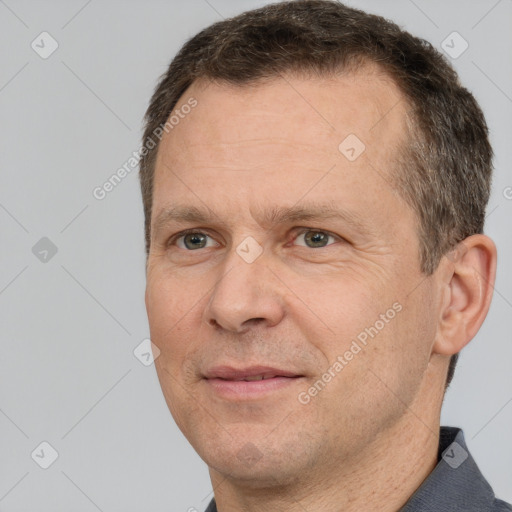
433;234;497;356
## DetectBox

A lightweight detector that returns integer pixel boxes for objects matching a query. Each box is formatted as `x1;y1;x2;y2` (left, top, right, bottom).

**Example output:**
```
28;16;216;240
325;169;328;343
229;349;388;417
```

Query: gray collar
400;426;501;511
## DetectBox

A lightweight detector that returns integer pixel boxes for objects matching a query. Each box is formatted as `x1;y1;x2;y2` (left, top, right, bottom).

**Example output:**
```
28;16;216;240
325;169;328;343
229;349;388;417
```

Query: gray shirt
204;426;511;511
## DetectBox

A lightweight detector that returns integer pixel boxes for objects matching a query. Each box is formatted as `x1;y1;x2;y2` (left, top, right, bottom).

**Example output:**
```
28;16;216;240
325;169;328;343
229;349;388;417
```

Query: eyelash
167;228;342;250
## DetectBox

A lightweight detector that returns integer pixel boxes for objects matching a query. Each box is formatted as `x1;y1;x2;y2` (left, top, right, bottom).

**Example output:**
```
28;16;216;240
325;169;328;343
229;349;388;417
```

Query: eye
293;229;339;248
171;230;219;250
168;228;340;251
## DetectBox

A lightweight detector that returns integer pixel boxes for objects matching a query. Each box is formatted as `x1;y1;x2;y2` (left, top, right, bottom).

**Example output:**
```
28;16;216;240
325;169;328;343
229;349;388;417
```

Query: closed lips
221;374;293;381
203;366;303;381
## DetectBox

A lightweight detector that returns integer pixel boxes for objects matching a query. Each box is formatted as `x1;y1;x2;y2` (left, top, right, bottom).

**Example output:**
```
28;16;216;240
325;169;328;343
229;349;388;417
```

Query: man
139;1;511;510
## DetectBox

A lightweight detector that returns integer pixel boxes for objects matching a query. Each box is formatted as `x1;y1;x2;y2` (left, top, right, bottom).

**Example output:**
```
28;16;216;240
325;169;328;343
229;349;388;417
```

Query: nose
202;248;286;334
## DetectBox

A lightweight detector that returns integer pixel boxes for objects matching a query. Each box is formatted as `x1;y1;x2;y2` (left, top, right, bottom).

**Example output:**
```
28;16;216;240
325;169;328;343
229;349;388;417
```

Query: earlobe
433;234;497;356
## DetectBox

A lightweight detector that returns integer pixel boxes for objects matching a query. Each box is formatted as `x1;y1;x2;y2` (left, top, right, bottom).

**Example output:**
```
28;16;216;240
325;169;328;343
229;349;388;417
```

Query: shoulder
493;498;512;511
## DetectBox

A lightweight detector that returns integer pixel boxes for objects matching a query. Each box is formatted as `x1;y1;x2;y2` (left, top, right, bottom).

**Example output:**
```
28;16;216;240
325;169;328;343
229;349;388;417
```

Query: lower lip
204;376;302;400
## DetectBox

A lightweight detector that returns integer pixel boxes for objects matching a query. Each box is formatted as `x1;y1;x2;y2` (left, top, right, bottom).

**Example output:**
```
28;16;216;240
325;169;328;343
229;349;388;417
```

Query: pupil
185;233;206;249
306;231;327;247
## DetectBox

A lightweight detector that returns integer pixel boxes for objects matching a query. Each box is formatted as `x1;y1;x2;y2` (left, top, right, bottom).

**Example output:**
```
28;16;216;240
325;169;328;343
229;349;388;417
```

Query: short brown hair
139;0;493;387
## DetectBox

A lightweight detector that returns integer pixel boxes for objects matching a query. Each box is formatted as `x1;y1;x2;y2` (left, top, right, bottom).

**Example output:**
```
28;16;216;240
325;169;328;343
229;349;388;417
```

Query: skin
144;65;497;511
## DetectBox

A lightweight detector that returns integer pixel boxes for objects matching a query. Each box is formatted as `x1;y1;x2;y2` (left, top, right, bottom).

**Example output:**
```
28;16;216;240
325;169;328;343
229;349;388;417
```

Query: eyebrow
152;200;373;238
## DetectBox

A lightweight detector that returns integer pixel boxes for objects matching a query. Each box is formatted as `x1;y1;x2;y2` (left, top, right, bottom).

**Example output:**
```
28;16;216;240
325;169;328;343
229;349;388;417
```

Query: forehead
151;66;412;232
172;66;406;143
156;65;408;171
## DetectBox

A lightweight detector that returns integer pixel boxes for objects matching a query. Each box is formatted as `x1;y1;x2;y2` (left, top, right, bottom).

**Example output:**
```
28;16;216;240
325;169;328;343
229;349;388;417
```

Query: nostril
244;318;265;326
208;317;264;328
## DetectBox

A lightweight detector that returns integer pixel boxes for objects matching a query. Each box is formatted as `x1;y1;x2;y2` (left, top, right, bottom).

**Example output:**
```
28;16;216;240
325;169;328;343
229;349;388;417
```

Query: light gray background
0;0;510;510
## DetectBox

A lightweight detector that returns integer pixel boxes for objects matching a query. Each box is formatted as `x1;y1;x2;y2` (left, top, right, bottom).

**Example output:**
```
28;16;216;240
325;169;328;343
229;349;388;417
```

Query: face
145;68;442;486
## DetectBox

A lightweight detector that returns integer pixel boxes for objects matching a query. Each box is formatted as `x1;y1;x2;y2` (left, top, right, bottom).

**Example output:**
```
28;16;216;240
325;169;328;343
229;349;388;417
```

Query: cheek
295;270;433;401
146;268;199;331
291;271;393;355
147;274;204;430
359;287;438;406
145;273;200;368
304;300;435;446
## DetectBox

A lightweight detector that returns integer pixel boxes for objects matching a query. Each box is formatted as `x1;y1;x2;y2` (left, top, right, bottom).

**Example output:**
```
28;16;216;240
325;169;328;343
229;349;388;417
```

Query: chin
198;431;314;488
207;455;301;489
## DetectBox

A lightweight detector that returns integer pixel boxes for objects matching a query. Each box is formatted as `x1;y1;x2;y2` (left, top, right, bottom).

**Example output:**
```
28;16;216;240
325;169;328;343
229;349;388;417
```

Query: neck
209;366;446;512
